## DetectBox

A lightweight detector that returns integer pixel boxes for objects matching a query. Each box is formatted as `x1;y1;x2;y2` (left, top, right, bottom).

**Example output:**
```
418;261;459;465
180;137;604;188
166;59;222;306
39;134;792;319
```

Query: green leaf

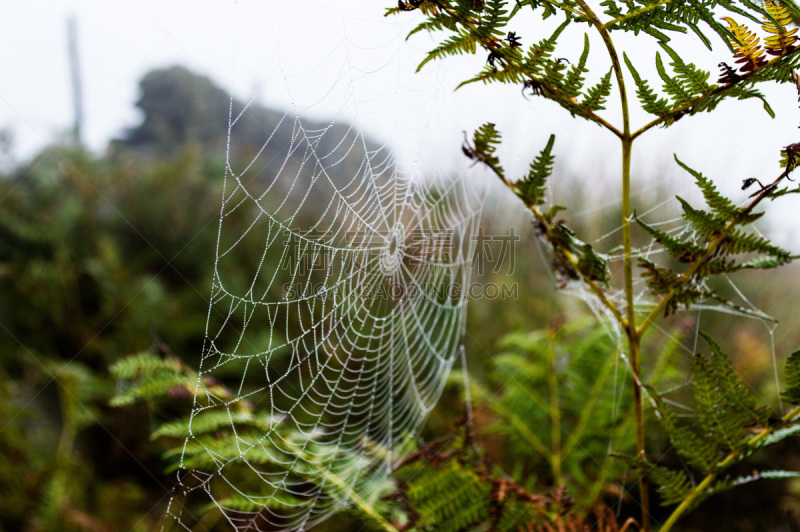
624;53;671;116
470;122;505;177
650;390;723;474
656;52;695;105
516;134;555;205
733;254;796;271
406;462;490;532
635;211;705;261
660;42;715;96
720;227;792;258
581;69;613;111
648;465;695;506
109;352;181;379
673;156;741;217
418;32;477;72
783;350;800;404
563;34;591;98
695;333;773;440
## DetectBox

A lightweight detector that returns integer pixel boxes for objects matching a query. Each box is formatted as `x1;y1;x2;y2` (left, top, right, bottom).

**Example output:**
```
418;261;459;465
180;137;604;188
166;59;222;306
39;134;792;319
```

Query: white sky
2;1;800;244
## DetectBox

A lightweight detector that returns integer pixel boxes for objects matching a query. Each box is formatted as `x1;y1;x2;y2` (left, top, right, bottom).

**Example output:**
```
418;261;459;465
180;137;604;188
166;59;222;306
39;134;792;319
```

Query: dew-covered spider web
163;4;485;530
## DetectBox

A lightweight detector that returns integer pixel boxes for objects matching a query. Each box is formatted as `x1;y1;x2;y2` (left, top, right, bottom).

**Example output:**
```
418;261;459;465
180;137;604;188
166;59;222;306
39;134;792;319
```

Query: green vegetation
3;2;800;529
384;1;800;530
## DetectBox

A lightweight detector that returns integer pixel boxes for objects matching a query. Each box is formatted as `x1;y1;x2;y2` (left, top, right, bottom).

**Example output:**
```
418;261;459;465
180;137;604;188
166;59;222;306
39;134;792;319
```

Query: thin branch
539;81;625;139
482;159;627;328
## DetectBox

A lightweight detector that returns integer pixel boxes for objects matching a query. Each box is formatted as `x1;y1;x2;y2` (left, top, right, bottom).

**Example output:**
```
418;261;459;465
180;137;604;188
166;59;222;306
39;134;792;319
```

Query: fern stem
659;404;800;532
529;80;623;139
623;135;651;532
575;0;651;528
482;163;627;326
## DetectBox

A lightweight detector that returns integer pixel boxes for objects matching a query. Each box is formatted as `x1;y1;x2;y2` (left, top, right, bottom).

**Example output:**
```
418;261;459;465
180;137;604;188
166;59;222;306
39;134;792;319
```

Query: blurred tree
116;66;236;155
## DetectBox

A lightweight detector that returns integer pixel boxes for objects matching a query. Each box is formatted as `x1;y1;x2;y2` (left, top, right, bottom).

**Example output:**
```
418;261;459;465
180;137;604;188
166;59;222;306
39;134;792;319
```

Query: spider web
163;4;485;530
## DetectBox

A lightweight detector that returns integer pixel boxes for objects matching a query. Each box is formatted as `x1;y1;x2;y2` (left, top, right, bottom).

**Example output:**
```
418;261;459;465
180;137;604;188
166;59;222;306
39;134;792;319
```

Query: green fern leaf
648;465;695;506
470;122;505;177
406;462;490;532
635;211;705;261
152;411;275;440
418;32;477;72
673;156;741;217
110;373;194;407
406;14;460;39
783;350;800;404
693;333;773;449
207;493;303;513
660;42;716;96
651;391;723;474
656;52;696;104
516;134;555;205
734;254;796;270
612;454;695;507
624;53;671;117
699;334;772;418
481;0;511;38
524;18;571;75
581;69;613;110
562;34;591;98
675;196;728;237
576;243;610;284
109;352;181;379
719;228;792;258
698;83;776;118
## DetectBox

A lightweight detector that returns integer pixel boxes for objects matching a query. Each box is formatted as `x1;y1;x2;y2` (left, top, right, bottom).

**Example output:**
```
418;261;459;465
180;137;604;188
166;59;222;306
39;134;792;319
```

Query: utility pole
67;15;84;147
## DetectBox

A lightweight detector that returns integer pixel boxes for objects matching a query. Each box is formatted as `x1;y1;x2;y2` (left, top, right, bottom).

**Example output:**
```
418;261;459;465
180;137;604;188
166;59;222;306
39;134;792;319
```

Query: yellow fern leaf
723;16;768;72
762;1;798;56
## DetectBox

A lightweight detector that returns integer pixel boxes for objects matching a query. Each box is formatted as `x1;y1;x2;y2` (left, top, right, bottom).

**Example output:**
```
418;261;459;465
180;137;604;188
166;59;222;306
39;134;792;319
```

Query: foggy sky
3;1;800;245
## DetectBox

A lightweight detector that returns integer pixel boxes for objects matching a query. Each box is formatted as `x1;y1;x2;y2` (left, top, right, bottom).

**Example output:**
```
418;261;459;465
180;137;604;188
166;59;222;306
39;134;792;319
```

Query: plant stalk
575;0;652;526
622;135;650;532
482;165;627;327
